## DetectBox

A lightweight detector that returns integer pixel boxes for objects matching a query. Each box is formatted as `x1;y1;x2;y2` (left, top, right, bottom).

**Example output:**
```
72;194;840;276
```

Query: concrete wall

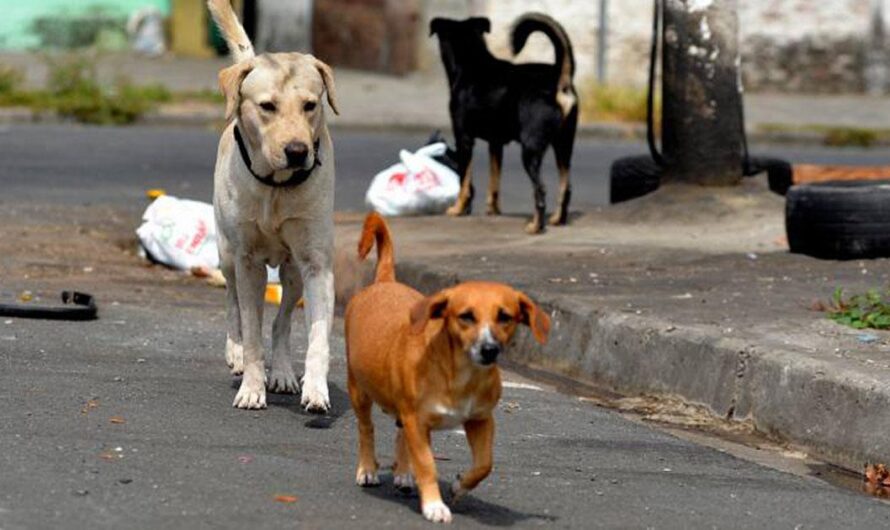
739;0;879;93
420;0;606;83
420;0;890;94
0;0;170;50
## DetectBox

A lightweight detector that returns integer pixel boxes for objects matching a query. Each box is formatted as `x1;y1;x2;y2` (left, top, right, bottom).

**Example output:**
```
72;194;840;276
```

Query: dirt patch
0;201;197;307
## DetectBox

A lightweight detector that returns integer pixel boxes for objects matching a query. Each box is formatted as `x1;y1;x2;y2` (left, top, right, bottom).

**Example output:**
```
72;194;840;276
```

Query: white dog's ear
309;56;339;115
218;61;253;122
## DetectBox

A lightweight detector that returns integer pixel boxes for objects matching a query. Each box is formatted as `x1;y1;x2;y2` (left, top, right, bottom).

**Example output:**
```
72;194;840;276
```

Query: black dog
430;13;578;234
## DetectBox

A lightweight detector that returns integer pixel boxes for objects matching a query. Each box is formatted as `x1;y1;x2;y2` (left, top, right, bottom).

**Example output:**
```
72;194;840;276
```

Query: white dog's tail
207;0;255;63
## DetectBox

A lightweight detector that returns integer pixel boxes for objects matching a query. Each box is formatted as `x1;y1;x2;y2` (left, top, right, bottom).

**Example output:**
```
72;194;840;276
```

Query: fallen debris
137;193;290;304
864;463;890;498
0;291;97;321
274;495;298;504
865;463;890;486
81;399;99;415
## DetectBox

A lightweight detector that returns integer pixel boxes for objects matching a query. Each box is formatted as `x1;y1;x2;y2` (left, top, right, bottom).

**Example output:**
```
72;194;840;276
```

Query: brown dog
344;213;551;523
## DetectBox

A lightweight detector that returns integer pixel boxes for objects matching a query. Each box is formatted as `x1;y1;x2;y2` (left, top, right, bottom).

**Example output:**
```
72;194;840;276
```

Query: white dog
208;0;338;412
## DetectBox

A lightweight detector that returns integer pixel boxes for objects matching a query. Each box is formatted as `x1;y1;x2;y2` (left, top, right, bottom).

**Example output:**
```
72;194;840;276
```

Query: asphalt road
3;124;890;528
3;285;890;529
5;123;890;213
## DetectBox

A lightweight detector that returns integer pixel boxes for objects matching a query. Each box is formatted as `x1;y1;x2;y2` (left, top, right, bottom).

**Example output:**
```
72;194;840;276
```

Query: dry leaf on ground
274;495;298;503
81;399;99;415
865;463;890;486
109;416;126;424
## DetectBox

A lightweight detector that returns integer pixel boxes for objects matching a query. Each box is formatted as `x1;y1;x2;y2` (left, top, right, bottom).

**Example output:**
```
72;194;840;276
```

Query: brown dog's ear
469;17;491;34
309;56;339;116
410;291;449;334
518;292;550;345
218;61;253;122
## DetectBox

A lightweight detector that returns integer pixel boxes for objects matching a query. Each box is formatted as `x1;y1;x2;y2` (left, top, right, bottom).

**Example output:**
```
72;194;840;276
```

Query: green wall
0;0;171;50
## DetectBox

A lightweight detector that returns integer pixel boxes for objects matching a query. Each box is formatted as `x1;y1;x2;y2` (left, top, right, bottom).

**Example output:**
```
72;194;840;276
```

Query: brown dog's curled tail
358;212;395;283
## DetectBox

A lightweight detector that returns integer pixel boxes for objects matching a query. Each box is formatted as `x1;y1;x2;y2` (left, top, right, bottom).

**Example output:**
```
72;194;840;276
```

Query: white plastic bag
137;195;281;283
127;7;166;57
365;142;460;216
137;195;219;271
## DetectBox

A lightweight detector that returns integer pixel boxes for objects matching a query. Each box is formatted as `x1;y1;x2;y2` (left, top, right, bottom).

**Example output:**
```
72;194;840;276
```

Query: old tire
786;179;890;259
610;155;662;204
746;156;793;195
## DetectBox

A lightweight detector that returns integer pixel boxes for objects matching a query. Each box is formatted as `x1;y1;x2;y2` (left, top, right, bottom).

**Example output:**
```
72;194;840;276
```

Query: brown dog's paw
394;473;415;493
355;468;380;487
450;475;469;504
422;501;453;524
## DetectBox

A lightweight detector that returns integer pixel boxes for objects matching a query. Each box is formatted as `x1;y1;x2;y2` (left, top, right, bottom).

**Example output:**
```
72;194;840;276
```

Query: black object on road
786;180;890;259
0;291;98;321
609;0;792;203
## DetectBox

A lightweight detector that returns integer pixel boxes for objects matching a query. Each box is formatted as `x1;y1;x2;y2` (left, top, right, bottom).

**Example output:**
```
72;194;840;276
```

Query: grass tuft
578;79;659;125
823;127;878;148
758;123;886;148
0;55;203;125
824;286;890;330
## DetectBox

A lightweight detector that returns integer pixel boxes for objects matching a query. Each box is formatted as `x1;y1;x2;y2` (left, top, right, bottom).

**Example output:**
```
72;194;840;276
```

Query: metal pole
597;0;609;83
866;0;888;94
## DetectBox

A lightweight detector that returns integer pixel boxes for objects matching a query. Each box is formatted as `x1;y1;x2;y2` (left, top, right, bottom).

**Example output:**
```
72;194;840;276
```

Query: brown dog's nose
284;141;309;167
480;343;501;365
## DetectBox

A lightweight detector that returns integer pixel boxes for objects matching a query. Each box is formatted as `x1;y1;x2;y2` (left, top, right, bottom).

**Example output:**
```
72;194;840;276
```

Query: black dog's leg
446;135;475;216
486;143;503;216
550;106;578;226
521;146;546;235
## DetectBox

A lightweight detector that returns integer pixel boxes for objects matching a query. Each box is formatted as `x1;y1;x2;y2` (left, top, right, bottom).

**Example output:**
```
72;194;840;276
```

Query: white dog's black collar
233;125;321;188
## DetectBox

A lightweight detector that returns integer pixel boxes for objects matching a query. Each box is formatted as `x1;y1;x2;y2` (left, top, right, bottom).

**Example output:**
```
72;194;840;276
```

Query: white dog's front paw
300;374;330;413
422;501;453;524
225;337;244;375
233;364;266;409
394;473;415;493
267;366;299;394
355;468;380;487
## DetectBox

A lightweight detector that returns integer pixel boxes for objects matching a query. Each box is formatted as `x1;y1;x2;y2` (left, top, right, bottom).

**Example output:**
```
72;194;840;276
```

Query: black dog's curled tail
511;13;576;116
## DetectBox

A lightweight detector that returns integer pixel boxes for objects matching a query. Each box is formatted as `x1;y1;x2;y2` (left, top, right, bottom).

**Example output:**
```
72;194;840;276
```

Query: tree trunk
661;0;743;186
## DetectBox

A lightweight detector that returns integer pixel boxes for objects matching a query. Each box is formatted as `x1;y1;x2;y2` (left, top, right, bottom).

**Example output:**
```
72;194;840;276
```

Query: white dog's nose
284;141;309;167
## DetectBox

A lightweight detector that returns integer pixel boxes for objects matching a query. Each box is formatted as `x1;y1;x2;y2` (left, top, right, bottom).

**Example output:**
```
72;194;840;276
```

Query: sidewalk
332;179;890;471
4;52;890;144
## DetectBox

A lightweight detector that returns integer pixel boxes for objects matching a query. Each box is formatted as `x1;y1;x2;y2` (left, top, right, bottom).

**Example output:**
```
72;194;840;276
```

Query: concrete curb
353;257;890;472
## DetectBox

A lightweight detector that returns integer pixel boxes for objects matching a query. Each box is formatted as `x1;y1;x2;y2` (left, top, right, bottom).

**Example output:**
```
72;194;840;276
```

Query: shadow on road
360;475;558;527
228;378;350;429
